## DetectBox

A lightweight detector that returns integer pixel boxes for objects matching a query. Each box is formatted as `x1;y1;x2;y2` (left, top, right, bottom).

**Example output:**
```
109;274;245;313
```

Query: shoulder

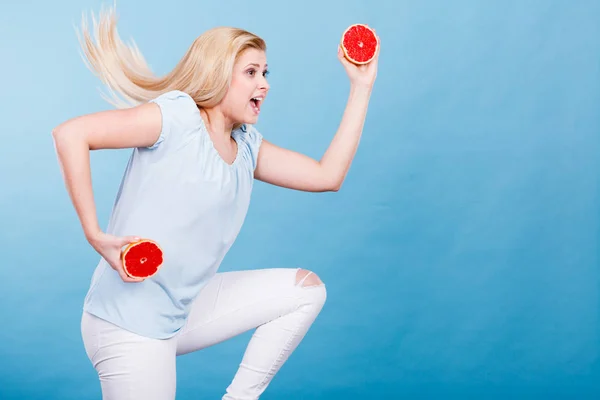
150;89;195;104
240;124;263;144
150;90;199;121
146;90;201;150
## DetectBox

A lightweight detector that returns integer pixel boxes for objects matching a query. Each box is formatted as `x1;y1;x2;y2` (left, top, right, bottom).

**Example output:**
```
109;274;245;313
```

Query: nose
260;75;270;92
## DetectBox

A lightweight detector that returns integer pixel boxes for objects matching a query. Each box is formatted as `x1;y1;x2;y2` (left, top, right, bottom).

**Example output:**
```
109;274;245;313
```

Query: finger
124;235;141;244
109;257;145;283
120;235;142;248
123;275;145;283
337;45;354;68
368;36;381;68
337;44;345;61
373;34;381;57
117;264;145;283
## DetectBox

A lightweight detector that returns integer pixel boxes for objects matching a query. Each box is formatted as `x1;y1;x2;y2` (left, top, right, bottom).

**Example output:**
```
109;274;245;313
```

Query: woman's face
221;48;270;126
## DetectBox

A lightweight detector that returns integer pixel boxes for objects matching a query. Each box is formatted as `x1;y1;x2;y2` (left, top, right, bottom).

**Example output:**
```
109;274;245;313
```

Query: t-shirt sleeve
237;124;264;171
146;90;200;150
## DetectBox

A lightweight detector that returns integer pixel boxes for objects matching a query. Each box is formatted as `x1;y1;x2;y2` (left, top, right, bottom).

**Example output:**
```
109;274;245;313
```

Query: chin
232;109;260;128
244;114;259;125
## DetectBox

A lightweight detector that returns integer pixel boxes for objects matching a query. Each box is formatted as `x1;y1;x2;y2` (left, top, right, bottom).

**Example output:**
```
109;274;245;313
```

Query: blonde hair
76;4;267;110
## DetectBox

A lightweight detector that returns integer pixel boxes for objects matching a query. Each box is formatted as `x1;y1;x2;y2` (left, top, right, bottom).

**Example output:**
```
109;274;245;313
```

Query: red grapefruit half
121;239;164;279
340;24;378;65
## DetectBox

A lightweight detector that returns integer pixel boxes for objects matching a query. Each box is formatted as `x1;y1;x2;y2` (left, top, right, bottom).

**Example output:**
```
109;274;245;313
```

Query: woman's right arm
52;102;163;282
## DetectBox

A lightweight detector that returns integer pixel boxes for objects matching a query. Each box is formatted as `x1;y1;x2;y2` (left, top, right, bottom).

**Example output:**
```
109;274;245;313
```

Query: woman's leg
81;311;178;400
175;268;327;400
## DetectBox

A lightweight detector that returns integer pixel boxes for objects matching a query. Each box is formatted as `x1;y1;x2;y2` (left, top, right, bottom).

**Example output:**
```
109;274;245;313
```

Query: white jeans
81;268;327;400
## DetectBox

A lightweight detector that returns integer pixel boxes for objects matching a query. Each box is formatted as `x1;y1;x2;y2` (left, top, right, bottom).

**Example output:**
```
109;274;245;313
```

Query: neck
199;106;234;142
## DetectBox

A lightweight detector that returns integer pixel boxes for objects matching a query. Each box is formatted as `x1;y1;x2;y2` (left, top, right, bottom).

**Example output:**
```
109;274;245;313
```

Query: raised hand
337;29;381;89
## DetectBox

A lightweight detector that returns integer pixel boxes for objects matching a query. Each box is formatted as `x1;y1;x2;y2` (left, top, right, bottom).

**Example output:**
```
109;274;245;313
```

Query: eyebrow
245;63;268;69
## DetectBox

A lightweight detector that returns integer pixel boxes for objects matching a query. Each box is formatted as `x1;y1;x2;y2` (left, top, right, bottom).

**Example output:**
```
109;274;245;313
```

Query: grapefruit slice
121;239;164;279
340;24;378;65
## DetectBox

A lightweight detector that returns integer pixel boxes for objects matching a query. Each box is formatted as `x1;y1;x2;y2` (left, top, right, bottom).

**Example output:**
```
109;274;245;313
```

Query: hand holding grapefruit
338;24;380;88
88;232;151;283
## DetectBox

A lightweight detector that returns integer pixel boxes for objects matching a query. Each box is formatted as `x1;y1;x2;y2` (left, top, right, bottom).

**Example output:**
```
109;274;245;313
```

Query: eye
246;68;256;76
263;70;270;77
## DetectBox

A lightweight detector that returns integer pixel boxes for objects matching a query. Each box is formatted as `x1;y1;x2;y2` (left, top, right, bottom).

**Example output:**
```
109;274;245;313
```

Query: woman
52;5;379;400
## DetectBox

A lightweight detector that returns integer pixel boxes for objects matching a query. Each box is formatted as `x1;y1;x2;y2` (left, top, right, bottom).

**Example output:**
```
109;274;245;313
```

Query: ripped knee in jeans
295;269;324;288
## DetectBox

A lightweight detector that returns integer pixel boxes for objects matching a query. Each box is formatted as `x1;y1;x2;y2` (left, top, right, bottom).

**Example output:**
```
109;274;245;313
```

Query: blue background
1;0;599;398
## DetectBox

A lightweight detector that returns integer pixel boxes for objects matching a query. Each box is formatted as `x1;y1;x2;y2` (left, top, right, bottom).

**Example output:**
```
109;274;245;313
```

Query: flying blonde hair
76;4;267;110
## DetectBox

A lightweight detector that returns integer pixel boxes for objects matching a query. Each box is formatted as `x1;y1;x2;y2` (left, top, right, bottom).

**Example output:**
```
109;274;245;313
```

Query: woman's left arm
254;35;380;192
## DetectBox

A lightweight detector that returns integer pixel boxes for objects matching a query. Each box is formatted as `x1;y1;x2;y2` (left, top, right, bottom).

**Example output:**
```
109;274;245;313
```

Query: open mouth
250;96;263;114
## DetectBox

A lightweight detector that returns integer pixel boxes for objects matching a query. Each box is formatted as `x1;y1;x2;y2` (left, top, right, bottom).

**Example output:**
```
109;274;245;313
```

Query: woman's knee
294;269;327;310
295;268;324;287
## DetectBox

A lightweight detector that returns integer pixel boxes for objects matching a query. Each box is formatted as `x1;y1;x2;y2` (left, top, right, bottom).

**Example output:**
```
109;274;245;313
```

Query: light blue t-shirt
83;90;263;339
